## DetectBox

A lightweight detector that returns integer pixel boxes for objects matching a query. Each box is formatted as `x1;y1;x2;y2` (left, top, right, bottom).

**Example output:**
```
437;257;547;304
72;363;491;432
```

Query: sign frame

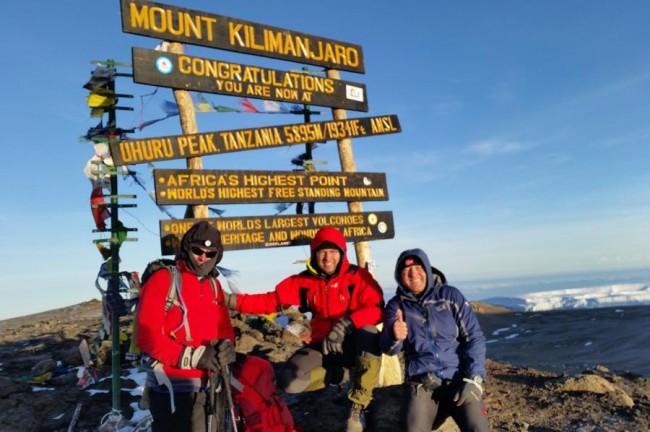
159;211;394;253
153;169;389;205
110;115;400;166
132;48;368;111
120;0;365;73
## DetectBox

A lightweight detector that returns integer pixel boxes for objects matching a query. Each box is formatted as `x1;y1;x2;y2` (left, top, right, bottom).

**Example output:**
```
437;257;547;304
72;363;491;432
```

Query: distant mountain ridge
482;283;650;311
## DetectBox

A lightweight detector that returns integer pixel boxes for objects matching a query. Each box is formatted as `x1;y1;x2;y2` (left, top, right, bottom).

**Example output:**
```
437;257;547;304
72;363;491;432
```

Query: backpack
231;355;295;432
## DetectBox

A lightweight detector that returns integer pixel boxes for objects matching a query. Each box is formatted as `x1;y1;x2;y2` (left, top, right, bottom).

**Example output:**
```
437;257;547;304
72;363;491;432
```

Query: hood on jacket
394;248;446;297
308;227;348;278
176;220;223;277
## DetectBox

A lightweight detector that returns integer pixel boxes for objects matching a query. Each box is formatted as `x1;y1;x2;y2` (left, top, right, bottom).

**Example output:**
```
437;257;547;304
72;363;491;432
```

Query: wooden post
326;69;373;272
168;42;208;219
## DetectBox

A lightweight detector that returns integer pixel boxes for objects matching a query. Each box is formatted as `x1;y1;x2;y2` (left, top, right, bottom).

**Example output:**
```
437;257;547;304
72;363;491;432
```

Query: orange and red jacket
236;229;385;342
136;261;235;387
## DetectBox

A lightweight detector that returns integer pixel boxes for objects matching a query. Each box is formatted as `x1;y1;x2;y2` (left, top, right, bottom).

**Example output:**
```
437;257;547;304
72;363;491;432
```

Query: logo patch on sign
155;56;173;74
346;85;364;102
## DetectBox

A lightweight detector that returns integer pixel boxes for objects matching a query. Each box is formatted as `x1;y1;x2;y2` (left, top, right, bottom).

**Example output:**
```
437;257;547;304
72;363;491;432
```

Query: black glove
178;345;219;372
223;292;238;310
454;377;484;406
214;339;236;370
322;317;354;355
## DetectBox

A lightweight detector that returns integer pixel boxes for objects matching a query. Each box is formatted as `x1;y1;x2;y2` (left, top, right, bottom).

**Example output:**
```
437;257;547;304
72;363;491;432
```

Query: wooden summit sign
153;169;388;205
120;0;365;73
159;211;394;253
132;48;368;111
110;115;400;166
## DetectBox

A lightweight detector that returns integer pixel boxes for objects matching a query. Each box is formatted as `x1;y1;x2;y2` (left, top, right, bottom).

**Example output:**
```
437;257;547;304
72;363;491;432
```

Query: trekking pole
209;371;217;414
206;371;220;431
221;367;239;432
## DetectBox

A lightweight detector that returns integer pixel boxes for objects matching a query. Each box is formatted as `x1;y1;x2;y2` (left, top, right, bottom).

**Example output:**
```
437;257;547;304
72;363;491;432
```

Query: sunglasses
191;246;218;258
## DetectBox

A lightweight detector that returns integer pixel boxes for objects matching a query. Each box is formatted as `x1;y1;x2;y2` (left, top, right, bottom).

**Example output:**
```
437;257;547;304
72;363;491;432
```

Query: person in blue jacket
379;248;489;432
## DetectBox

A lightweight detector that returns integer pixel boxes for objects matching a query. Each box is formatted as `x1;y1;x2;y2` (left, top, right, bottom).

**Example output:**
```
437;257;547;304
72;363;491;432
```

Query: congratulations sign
132;48;367;111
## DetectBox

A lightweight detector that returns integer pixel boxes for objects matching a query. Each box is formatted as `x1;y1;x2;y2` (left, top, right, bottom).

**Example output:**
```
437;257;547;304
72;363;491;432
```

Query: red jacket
236;228;385;342
136;261;235;386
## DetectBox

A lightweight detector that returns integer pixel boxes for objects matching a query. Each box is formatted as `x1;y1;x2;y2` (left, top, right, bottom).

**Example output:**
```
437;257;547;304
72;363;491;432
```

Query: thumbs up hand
393;309;408;341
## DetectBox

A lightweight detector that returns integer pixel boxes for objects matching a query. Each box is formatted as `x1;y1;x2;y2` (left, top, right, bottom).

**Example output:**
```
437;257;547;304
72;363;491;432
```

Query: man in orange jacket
225;227;385;432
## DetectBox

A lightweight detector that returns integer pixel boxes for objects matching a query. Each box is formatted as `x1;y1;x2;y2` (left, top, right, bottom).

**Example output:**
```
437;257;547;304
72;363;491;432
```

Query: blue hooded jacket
379;248;486;381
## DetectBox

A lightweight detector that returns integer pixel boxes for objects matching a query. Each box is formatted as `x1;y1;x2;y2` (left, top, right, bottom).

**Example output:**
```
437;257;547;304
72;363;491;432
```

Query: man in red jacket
137;221;236;432
225;227;385;432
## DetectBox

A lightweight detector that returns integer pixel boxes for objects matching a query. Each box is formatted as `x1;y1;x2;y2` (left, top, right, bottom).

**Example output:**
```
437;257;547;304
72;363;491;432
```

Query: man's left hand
322;317;354;355
213;339;236;370
453;377;484;406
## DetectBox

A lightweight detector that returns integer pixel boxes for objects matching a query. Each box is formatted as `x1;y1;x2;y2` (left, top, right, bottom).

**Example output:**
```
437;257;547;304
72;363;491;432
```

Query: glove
453;377;484;406
223;292;238;310
178;345;219;372
214;339;236;370
322;317;354;355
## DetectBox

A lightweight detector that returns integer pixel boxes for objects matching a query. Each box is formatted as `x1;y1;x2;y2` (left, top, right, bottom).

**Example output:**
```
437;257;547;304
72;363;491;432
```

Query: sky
1;1;650;319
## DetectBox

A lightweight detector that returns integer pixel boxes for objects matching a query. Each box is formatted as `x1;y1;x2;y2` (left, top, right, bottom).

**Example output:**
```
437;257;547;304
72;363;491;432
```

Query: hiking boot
346;403;366;432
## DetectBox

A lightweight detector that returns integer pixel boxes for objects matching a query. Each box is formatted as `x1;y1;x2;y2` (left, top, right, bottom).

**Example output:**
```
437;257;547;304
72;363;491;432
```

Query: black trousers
149;390;216;432
403;379;489;432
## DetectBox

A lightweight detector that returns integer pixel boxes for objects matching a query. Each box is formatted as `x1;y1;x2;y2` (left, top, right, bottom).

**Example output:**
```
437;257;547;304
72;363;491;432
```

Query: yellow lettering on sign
119;138;174;162
263;217;309;229
222;231;265;245
283;123;325;144
342;188;385;199
308;175;347;187
129;3;216;41
227;22;360;69
343;226;372;237
216;187;265;199
242;174;304;187
297;188;341;199
165;188;216;201
370;116;398;134
177;134;218;156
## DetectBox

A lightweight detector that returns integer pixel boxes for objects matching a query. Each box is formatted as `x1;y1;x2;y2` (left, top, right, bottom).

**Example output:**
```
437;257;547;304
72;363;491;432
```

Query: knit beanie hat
397;255;424;274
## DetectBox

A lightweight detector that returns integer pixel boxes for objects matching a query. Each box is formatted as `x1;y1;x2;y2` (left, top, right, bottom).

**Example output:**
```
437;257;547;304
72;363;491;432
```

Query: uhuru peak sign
154;169;388;205
121;0;365;73
110;115;400;165
160;211;394;253
132;48;367;111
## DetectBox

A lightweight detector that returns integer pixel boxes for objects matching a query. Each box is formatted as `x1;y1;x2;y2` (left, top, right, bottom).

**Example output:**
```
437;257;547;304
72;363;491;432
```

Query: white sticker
378;222;387;234
156;56;173;74
346;85;364;102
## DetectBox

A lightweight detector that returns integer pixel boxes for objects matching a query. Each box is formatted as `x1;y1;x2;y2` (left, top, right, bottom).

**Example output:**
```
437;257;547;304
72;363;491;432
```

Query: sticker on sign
346;85;365;102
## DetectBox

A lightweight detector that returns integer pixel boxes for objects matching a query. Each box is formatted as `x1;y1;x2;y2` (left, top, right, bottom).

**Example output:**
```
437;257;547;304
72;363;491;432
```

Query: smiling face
315;248;341;276
401;263;428;295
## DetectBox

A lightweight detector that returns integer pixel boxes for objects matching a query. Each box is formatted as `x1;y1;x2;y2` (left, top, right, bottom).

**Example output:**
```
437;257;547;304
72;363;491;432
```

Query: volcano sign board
132;48;368;111
159;211;394;253
120;0;365;73
153;169;388;205
110;115;400;165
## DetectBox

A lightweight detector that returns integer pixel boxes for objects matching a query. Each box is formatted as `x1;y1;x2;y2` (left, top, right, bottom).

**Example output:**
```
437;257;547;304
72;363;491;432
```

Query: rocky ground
0;300;649;432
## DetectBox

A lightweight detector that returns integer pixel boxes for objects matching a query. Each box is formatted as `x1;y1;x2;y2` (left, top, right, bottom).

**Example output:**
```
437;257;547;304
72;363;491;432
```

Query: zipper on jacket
423;301;443;376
